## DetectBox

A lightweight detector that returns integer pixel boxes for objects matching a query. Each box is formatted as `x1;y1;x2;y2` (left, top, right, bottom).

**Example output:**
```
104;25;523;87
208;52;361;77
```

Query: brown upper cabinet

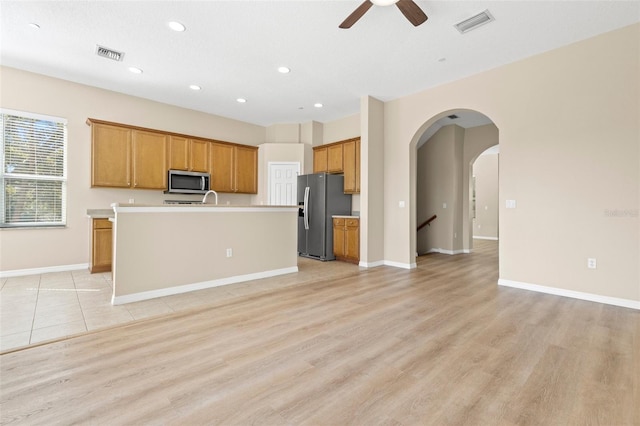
313;146;328;173
88;118;258;194
327;143;344;173
312;137;360;193
168;136;209;173
209;142;258;194
91;121;167;189
91;122;132;188
131;130;168;189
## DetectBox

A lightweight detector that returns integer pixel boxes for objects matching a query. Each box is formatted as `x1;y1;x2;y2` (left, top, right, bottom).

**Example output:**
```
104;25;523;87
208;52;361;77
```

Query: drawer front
333;218;345;226
93;218;112;229
346;219;359;227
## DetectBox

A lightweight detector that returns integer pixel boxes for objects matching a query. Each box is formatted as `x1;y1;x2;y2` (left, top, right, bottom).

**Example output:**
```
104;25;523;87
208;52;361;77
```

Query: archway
411;109;499;260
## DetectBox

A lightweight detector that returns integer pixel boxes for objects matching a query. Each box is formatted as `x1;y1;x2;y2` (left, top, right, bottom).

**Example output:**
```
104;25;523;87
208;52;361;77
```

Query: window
1;110;67;228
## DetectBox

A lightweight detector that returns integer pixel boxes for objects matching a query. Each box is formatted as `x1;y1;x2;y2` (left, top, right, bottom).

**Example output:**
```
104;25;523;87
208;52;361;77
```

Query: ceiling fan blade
339;0;373;29
396;0;428;26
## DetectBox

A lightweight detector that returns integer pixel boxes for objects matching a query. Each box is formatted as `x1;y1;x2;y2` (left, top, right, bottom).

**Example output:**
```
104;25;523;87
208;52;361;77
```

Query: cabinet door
91;218;112;273
345;219;360;261
210;143;235;192
168;136;189;171
327;143;344;173
91;123;131;188
333;219;345;258
132;130;168;189
190;139;209;173
313;146;328;173
234;146;258;194
343;140;357;193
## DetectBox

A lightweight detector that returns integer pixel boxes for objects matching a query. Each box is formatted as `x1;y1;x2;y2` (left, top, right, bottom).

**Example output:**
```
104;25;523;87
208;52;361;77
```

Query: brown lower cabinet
90;218;112;273
333;217;359;264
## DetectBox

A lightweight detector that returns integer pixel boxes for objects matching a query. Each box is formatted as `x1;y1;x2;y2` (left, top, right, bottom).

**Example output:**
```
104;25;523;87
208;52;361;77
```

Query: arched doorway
412;109;499;258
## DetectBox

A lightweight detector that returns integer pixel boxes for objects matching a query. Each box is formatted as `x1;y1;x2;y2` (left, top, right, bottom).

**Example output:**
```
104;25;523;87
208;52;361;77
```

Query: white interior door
268;162;300;205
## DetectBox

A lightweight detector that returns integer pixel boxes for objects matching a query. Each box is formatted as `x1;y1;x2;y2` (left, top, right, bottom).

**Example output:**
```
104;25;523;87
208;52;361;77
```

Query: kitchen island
110;203;298;305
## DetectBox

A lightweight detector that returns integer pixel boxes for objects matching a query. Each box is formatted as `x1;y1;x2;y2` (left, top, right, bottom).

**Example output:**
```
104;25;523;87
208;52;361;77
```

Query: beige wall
417;124;498;254
323;113;359;144
254;143;305;205
113;207;297;302
473;153;499;239
0;66;266;272
387;23;640;302
266;123;300;143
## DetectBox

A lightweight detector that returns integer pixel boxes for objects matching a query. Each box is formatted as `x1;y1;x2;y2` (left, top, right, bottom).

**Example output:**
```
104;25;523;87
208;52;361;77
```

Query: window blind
1;110;67;227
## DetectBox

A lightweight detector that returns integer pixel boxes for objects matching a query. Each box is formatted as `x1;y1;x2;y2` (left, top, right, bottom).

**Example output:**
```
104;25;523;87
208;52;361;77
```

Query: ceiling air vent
454;10;494;34
96;45;124;62
448;114;459;120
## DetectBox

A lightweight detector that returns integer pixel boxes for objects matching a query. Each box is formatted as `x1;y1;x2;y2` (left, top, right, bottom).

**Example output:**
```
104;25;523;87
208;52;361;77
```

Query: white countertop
333;215;359;219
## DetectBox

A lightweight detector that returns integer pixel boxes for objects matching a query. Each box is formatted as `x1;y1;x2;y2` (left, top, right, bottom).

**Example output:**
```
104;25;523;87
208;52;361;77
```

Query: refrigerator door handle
303;186;310;230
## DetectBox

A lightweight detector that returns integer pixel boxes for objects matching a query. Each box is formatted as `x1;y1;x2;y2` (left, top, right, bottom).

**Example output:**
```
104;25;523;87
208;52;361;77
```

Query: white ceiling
1;1;639;127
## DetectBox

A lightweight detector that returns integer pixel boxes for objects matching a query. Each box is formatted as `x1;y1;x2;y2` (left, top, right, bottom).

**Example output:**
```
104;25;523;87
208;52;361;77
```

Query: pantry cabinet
90;218;112;273
333;217;359;264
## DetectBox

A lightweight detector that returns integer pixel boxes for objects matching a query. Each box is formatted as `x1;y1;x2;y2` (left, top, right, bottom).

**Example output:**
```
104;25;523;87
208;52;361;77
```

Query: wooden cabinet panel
327;144;344;173
132;130;168;189
91;123;131;188
91;218;112;273
345;218;360;261
235;146;257;194
333;218;346;258
190;139;209;173
333;217;359;263
210;143;235;192
343;139;358;193
313;146;328;173
356;139;360;193
168;136;189;171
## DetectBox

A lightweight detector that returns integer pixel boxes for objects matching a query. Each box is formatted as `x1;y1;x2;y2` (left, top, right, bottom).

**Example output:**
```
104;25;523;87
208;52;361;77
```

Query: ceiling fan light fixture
371;0;399;6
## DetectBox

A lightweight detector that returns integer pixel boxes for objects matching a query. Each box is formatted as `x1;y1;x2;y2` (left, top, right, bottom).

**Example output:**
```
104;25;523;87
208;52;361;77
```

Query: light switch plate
506;200;517;209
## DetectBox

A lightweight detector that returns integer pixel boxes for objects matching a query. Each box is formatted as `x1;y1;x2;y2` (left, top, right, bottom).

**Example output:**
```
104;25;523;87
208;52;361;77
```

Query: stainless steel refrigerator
298;173;352;261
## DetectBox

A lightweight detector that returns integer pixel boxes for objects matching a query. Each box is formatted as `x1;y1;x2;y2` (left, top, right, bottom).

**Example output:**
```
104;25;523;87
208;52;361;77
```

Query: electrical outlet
226;248;233;258
587;258;597;269
128;198;135;204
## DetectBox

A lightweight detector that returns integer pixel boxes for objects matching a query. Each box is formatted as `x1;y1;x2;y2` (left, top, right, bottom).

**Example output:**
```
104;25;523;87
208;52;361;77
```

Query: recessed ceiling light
278;66;291;74
189;85;201;91
314;103;323;108
237;98;247;103
128;67;143;74
28;23;40;29
168;21;186;32
438;57;446;62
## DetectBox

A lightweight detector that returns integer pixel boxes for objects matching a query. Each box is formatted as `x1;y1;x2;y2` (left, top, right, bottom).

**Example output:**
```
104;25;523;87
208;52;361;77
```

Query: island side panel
112;208;298;302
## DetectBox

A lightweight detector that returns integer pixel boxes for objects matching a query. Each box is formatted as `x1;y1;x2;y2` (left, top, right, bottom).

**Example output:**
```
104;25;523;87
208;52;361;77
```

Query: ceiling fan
339;0;428;29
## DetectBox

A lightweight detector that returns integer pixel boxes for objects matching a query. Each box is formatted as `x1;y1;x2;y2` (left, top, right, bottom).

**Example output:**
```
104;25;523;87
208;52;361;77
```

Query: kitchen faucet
202;190;218;205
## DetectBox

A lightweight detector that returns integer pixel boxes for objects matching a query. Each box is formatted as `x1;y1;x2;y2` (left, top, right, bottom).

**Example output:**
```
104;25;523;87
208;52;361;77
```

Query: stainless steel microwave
167;170;210;194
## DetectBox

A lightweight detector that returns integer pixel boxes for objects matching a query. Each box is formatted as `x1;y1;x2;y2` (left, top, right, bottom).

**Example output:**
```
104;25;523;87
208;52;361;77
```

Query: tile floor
0;258;360;352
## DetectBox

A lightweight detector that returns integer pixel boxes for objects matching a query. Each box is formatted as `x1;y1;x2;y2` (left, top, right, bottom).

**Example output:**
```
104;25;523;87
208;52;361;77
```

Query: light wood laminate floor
1;241;639;425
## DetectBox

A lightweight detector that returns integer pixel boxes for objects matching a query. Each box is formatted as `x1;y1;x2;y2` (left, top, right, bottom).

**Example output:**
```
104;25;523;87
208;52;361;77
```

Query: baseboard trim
112;266;298;305
383;260;416;269
498;279;640;310
359;260;384;268
0;263;89;278
428;248;470;255
473;236;499;241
